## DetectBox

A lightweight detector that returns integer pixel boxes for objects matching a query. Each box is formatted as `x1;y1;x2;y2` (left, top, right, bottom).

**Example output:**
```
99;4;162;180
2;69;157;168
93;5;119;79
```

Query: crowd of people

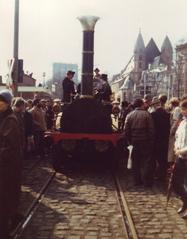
0;68;113;238
0;91;64;238
118;94;187;219
1;67;187;237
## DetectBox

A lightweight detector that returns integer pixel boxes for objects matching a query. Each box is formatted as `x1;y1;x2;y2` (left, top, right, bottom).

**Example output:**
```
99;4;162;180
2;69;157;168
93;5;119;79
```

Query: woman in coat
0;90;22;238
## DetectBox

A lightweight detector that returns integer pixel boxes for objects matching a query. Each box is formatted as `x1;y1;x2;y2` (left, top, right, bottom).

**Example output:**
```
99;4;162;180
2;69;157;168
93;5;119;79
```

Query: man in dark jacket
46;100;54;130
100;74;112;102
151;95;170;181
0;90;22;238
124;98;154;187
62;70;76;103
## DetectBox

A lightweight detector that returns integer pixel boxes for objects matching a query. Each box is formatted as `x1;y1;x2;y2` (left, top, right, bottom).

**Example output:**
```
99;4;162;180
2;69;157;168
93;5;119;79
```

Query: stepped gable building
111;32;175;102
175;42;187;97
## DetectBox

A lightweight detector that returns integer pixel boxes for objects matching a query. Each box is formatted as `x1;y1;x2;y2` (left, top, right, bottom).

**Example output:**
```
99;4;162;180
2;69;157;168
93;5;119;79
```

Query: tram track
12;155;139;239
22;157;41;178
113;173;138;239
12;171;56;239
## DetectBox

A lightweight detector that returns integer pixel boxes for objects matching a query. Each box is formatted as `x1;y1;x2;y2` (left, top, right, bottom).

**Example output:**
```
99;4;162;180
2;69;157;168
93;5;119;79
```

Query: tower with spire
160;35;173;68
145;38;160;68
133;31;146;84
111;32;174;101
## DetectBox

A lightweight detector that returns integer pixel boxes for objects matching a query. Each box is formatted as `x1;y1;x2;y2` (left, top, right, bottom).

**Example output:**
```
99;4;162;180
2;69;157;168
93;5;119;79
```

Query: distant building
0;73;49;99
52;63;78;98
175;42;187;97
111;32;175;102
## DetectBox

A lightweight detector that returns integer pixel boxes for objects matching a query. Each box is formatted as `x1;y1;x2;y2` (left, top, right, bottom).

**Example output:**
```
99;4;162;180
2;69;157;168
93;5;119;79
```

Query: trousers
173;157;187;203
132;141;154;186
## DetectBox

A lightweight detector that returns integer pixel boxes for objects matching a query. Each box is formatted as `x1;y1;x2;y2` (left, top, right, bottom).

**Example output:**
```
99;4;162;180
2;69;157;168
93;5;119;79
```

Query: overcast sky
0;0;187;83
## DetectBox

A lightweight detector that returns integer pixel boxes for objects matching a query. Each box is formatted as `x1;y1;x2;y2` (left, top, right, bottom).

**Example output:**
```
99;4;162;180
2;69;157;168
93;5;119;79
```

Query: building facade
175;42;187;97
111;32;175;102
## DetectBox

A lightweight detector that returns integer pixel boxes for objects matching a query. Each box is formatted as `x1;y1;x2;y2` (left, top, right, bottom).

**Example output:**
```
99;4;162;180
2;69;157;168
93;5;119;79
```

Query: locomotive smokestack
78;16;99;95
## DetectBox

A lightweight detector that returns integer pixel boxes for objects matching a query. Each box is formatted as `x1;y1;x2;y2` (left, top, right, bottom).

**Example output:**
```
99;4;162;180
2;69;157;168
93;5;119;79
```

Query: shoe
134;181;143;186
178;204;187;214
10;213;24;232
144;183;153;189
181;211;187;219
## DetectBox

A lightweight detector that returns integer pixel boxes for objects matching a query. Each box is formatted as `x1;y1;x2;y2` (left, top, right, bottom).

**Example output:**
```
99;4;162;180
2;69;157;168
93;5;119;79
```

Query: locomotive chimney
78;16;99;95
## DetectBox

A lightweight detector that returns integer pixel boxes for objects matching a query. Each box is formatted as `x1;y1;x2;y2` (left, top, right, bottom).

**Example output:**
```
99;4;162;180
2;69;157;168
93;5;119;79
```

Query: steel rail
114;174;139;239
12;171;56;239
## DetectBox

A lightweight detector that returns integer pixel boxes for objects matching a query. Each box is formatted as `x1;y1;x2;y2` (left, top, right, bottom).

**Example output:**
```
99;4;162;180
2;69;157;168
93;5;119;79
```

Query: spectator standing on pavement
46;99;54;130
24;106;34;158
30;99;47;158
12;97;26;148
173;99;187;219
124;98;154;187
118;101;129;131
143;94;152;111
26;99;33;111
0;90;22;239
168;97;181;163
62;70;76;103
151;95;170;181
41;99;47;115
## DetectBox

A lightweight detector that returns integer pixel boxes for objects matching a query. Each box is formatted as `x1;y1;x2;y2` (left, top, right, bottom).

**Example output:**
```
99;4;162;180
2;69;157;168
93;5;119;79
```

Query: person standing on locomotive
62;70;76;103
93;68;103;95
99;74;112;102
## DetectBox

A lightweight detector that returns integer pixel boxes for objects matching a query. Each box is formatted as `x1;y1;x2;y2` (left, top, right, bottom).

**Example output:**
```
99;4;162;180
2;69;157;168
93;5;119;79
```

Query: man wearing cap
93;68;103;94
62;70;76;103
124;98;154;187
0;90;22;238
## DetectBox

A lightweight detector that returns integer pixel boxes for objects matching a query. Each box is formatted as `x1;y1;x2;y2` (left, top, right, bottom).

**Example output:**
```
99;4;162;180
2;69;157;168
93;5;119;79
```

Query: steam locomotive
48;16;126;171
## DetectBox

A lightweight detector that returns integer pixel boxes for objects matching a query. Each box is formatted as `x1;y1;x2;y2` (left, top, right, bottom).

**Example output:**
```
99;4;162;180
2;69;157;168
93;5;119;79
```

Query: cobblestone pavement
18;158;187;239
19;162;127;239
119;170;187;239
19;158;54;216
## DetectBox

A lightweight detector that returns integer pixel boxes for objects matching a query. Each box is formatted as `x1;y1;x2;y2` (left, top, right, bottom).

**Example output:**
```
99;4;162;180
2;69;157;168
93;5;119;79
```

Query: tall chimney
78;16;99;95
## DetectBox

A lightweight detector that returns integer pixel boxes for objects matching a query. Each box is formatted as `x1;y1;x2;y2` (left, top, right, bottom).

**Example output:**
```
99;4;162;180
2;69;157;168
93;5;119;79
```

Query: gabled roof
120;76;134;90
145;38;160;65
161;36;173;52
134;32;145;53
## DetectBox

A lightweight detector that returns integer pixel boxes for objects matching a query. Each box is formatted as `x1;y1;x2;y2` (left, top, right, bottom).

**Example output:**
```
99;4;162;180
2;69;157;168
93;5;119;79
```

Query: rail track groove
114;174;138;239
12;172;56;239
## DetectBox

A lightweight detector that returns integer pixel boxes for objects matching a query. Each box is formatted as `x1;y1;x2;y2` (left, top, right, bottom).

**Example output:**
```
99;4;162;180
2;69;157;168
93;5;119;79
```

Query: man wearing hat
99;74;112;102
62;70;76;103
0;90;23;238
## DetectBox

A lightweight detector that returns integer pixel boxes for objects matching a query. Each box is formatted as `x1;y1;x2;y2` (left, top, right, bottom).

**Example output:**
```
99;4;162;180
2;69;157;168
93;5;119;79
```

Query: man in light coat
173;99;187;219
